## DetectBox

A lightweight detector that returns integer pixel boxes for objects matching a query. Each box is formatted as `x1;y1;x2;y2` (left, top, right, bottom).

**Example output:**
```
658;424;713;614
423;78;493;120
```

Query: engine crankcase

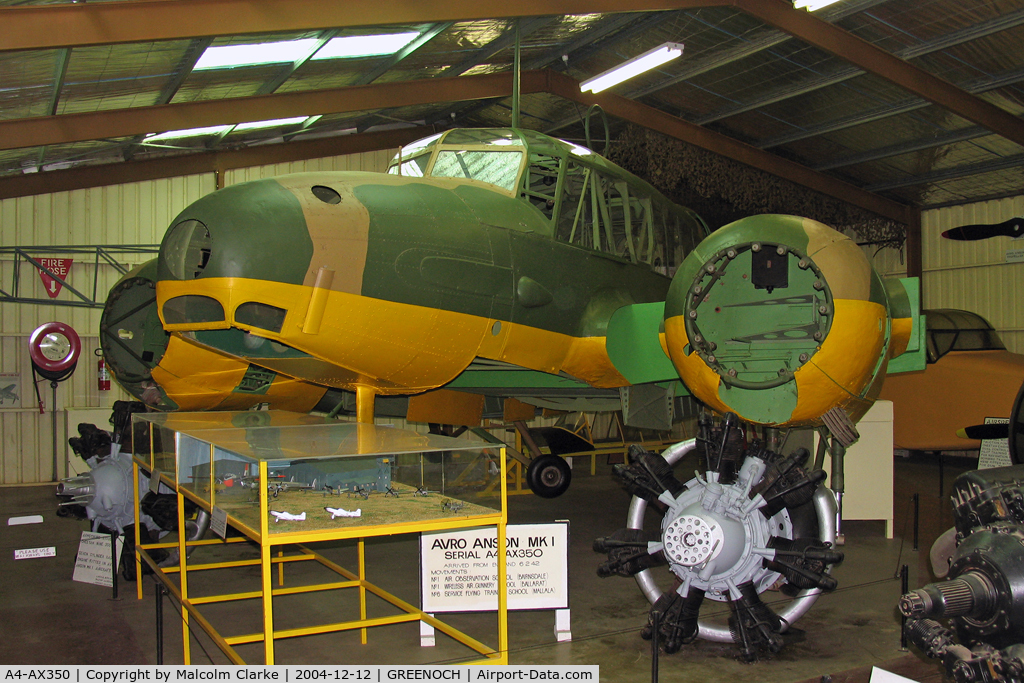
655;465;789;602
631;439;838;643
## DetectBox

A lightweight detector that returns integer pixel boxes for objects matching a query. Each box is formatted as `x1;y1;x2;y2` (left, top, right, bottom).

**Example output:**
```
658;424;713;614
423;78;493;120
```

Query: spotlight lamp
579;42;684;94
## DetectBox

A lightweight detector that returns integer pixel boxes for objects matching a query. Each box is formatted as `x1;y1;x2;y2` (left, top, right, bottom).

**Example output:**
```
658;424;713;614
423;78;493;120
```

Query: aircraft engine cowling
663;214;898;429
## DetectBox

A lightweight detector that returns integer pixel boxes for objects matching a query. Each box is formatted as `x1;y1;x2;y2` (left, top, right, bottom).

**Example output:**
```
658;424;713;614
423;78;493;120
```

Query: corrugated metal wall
0;151;393;484
922;195;1024;355
222;149;395;185
863;195;1024;356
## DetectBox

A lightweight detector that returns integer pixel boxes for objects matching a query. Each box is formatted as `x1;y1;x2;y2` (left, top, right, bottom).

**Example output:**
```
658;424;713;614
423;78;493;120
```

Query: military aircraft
0;383;18;405
101;125;915;458
99;126;920;658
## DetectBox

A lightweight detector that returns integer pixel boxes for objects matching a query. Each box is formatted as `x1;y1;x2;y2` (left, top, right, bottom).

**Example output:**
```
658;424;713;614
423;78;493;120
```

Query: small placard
1007;248;1024;263
8;515;43;526
421;522;569;613
14;546;56;560
72;531;124;587
869;667;917;683
978;417;1011;470
211;506;228;539
37;257;74;298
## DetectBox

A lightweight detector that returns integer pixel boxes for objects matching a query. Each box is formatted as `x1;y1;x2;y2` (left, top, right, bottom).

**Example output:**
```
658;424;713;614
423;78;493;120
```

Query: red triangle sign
37;258;73;299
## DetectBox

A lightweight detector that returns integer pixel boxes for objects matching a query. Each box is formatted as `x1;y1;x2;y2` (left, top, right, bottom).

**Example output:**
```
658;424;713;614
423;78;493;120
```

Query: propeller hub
664;515;725;567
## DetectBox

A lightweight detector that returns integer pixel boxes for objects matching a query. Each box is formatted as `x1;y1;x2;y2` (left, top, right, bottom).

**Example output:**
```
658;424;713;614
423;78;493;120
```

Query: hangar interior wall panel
223;149;395;186
863;245;907;281
0;150;393;484
922;195;1024;355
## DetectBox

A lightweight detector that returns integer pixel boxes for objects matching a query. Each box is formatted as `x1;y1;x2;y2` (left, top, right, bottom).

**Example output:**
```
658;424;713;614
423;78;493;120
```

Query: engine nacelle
663;215;912;429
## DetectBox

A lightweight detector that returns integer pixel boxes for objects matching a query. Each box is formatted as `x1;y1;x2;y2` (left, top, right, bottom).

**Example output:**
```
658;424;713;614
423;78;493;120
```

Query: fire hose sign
37;258;73;298
420;522;568;612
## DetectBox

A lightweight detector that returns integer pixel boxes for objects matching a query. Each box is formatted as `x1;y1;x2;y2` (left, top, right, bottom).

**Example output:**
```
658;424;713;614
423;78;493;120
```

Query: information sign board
420;522;568;612
37;258;73;298
978;417;1012;469
72;531;123;587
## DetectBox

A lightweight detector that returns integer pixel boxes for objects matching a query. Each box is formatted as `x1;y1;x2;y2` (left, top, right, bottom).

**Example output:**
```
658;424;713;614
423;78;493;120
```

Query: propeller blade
957;423;1008;440
942;217;1023;241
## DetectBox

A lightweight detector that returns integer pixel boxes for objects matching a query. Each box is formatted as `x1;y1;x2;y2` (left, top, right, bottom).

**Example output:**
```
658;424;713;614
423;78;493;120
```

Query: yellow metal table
130;411;508;665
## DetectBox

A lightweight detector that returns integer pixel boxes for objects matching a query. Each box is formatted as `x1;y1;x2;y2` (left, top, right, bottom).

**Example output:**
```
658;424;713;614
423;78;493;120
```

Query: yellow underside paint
663;315;732;416
665;298;888;427
157;277;625;398
407;389;486;426
150;335;325;412
785;306;884;426
562;336;629;388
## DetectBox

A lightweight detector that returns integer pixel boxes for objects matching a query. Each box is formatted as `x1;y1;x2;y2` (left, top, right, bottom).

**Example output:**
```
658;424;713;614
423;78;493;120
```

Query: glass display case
130;411;508;665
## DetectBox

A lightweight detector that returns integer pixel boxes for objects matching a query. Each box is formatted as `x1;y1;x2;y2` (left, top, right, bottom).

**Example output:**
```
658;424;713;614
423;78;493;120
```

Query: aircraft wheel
526;454;572;498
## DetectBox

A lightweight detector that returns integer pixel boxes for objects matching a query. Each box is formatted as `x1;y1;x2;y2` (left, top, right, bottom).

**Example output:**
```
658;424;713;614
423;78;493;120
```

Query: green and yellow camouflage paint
664;215;912;428
100;128;915;431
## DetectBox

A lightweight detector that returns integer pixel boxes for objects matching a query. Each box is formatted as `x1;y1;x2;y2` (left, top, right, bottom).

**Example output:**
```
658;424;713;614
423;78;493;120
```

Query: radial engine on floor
898;379;1024;682
596;415;843;660
900;468;1024;682
56;410;209;579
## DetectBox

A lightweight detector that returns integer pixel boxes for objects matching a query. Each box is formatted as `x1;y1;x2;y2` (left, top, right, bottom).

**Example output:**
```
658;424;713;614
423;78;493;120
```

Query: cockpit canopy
924;309;1006;363
388;128;707;275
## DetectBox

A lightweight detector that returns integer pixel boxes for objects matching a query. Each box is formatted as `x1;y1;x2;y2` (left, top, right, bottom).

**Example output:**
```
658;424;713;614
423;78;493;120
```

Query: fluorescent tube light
580;42;684;94
195;39;321;70
312;32;421;60
143;125;233;142
793;0;842;10
233;116;309;132
145;116;313;142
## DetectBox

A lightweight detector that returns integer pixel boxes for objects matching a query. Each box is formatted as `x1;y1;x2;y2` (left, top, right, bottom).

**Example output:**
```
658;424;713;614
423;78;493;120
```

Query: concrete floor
0;450;972;681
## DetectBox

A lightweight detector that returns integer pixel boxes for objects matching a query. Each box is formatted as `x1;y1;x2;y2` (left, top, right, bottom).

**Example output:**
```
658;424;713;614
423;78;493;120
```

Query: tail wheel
526;454;572;498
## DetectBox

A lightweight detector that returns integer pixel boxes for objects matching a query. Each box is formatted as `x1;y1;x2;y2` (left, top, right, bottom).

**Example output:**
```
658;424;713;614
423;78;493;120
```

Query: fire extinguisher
96;348;110;391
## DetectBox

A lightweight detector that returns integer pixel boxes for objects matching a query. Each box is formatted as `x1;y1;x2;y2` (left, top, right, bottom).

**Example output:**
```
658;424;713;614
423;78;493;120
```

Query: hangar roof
1;0;1022;221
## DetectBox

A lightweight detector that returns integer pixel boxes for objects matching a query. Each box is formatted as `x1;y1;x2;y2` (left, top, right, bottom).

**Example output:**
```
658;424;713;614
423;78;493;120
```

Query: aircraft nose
157;178;314;285
99;260;176;409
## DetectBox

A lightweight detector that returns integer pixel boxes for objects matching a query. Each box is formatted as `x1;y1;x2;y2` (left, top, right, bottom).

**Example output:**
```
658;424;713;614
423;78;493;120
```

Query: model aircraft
269;510;305;523
325;507;361;519
0;383;17;405
941;216;1022;241
98;126;921;659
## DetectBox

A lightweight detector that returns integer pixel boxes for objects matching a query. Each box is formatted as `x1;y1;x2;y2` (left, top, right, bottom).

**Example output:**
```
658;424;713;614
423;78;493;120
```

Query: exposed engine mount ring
627;439;838;642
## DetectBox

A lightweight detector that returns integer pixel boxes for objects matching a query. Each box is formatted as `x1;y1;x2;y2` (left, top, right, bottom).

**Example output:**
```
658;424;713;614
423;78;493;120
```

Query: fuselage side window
387;152;430;177
556;161;590;247
554;161;670;268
